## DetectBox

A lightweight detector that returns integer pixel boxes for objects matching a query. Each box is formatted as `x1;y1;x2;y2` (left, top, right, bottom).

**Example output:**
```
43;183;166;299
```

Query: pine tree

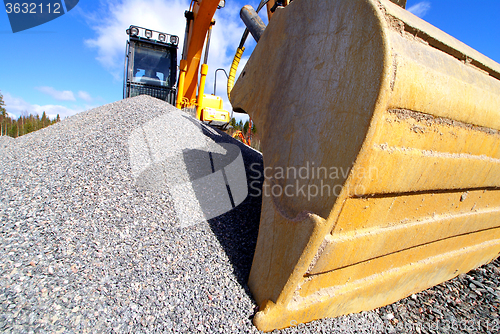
0;105;60;138
0;91;6;136
243;120;249;135
9;123;17;138
41;111;47;127
24;119;34;134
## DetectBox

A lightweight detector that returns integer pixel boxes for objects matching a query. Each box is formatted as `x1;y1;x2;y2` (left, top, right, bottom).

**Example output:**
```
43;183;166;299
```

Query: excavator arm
176;0;220;107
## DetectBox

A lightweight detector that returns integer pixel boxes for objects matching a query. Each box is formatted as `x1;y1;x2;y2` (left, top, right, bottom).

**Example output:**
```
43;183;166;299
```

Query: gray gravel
1;95;498;333
0;135;15;150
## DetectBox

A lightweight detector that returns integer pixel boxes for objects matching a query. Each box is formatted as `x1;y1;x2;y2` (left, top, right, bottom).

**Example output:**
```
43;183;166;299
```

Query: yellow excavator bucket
231;0;500;331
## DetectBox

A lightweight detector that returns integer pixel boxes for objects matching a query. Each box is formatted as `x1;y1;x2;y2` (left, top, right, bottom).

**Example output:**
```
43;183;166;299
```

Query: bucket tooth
231;0;500;331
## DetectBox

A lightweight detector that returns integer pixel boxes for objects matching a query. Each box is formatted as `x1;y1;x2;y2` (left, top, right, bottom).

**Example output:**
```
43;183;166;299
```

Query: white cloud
82;0;249;112
34;87;94;103
36;86;76;101
83;0;189;81
407;1;431;18
78;90;93;102
3;92;88;120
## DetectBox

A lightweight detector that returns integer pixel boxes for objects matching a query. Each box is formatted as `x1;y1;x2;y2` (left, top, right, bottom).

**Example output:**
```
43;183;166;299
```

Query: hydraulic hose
227;44;245;101
227;0;270;102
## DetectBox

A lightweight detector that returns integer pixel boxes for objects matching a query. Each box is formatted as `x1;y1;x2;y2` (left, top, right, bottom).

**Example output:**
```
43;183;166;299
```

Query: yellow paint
180;0;220;103
176;59;188;109
334;189;500;232
314;204;500;274
303;228;500;296
200;94;230;122
227;47;245;101
230;0;500;331
201;94;223;110
196;63;209;120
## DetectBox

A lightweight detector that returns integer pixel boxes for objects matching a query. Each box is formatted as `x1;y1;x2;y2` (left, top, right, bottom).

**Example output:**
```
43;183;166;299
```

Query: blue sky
0;0;499;122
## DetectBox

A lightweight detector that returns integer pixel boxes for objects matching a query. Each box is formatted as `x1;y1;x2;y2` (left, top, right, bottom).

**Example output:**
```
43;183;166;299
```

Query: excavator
128;0;500;331
123;25;179;104
123;0;231;128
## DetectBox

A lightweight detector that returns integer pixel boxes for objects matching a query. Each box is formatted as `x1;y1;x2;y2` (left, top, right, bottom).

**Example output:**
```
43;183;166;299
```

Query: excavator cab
123;26;179;105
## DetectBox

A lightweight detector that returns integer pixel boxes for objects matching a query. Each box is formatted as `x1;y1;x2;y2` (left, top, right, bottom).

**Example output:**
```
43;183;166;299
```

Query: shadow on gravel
182;117;264;298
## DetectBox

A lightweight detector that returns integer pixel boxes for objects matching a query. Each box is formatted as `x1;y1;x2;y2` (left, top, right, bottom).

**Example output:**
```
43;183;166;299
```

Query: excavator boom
179;0;220;105
176;0;231;128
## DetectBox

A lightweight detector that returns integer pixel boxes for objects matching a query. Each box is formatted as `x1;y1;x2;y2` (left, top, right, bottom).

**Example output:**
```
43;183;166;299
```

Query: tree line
228;117;261;151
0;91;60;138
229;117;256;135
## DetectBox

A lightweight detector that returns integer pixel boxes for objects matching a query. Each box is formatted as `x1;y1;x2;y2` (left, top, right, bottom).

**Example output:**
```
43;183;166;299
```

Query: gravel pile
378;259;500;333
1;95;499;333
0;135;15;149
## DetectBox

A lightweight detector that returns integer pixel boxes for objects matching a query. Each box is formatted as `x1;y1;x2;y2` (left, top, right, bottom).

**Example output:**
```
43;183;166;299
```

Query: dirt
388;108;500;136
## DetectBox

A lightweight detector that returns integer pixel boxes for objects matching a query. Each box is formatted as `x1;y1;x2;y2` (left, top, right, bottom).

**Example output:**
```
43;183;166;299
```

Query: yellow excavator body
200;94;230;123
231;0;500;331
176;0;231;128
